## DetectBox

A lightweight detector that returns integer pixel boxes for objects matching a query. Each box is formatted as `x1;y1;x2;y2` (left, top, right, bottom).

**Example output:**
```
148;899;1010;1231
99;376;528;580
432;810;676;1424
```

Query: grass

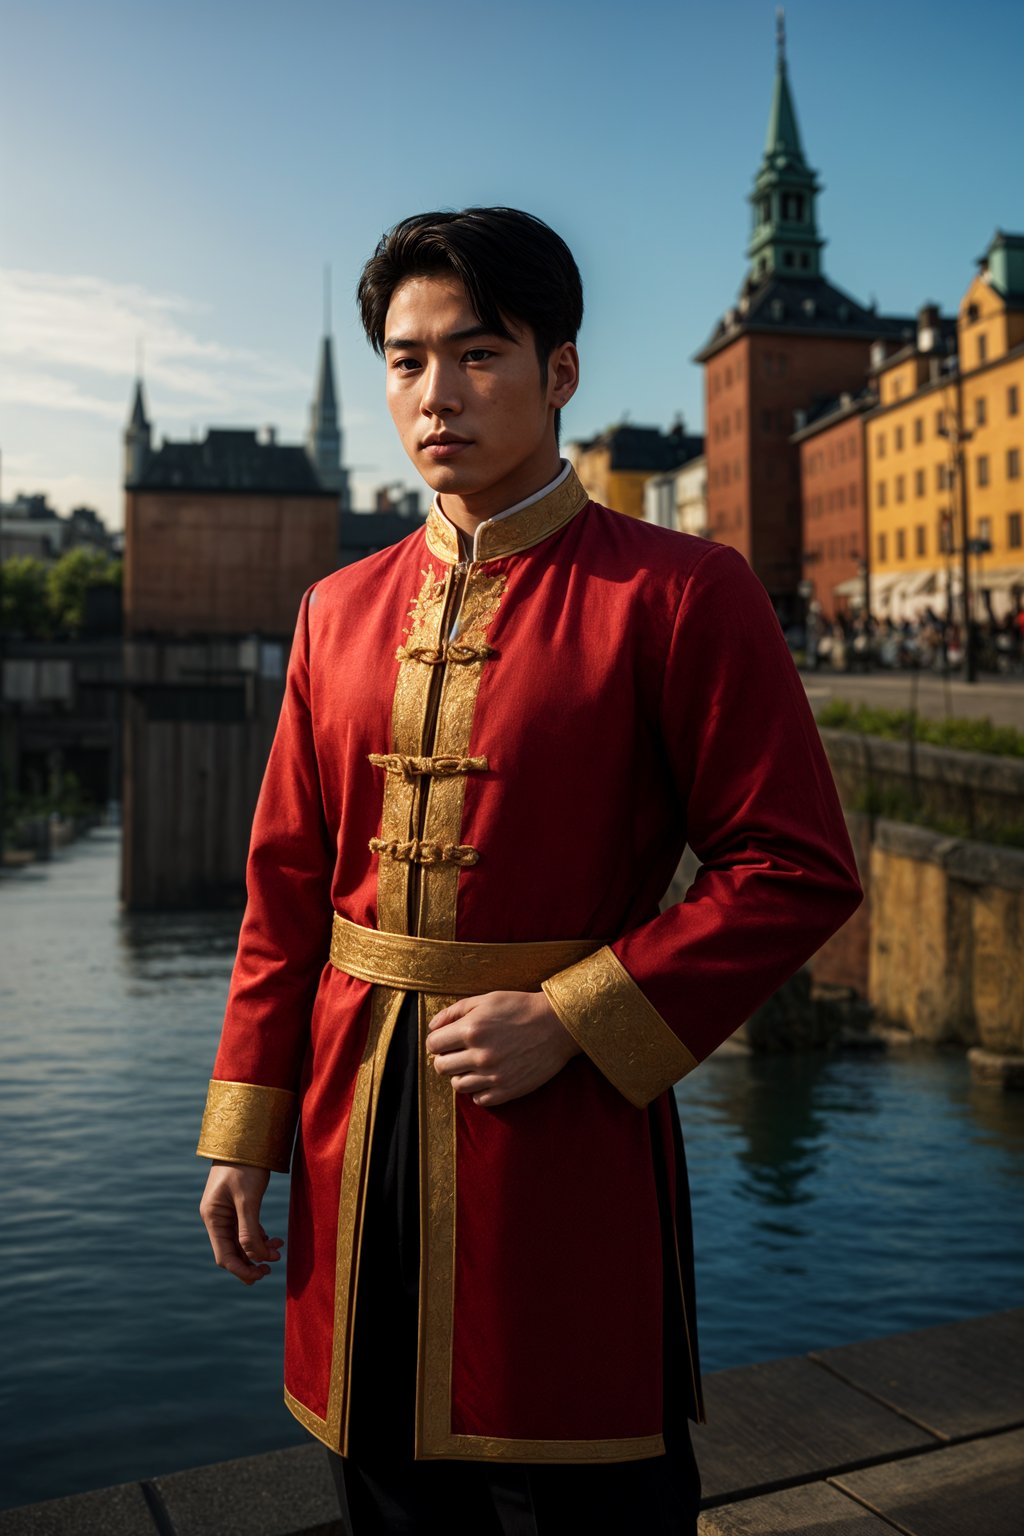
817;699;1024;759
849;783;1024;850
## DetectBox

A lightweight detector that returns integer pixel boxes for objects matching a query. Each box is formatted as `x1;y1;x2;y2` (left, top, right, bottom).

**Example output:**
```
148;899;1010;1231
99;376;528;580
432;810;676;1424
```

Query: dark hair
357;206;583;383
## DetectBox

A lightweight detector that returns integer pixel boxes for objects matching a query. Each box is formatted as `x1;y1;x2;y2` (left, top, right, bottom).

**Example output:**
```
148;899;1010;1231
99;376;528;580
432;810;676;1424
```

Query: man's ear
548;343;580;411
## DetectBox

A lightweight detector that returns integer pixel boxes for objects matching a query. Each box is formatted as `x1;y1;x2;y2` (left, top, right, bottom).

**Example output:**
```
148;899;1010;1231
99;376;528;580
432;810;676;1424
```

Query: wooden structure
3;1309;1019;1533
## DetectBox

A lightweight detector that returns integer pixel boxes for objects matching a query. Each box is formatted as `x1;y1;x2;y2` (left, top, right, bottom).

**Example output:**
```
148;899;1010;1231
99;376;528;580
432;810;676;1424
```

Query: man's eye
391;357;420;371
463;348;494;363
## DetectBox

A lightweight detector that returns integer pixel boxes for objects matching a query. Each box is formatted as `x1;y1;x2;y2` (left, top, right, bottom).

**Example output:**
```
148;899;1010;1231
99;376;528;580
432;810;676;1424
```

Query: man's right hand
199;1161;283;1285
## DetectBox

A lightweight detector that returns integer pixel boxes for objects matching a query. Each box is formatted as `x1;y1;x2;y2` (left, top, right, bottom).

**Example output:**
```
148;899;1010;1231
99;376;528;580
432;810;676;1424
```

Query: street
802;668;1024;729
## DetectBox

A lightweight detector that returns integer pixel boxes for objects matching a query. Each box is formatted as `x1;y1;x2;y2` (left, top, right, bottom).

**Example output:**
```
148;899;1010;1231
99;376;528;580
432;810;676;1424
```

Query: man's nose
419;358;461;418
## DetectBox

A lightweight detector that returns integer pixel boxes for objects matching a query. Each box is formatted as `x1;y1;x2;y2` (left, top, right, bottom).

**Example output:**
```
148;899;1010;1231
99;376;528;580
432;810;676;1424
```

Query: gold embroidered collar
424;464;590;565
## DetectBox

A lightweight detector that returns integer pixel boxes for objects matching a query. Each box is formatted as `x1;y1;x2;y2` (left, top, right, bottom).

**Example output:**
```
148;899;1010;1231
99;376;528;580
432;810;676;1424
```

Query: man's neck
438;459;570;562
436;450;564;542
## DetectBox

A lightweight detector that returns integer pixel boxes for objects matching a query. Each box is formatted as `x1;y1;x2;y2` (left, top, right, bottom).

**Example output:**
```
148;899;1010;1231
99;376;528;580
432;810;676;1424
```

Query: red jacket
197;466;862;1462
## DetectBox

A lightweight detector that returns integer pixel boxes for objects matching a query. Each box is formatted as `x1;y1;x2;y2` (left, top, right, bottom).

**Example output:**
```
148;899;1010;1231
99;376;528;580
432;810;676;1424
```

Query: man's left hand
427;991;581;1107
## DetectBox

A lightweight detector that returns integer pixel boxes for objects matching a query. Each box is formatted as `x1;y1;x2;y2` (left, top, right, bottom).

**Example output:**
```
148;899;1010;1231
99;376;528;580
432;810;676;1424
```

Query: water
1;830;1022;1511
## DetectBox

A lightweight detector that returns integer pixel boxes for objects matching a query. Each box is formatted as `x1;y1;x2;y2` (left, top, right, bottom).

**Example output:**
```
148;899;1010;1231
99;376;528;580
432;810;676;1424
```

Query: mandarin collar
424;464;590;565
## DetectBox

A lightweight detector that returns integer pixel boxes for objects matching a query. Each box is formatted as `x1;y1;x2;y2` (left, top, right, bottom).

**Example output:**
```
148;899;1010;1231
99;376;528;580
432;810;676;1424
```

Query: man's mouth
421;433;472;460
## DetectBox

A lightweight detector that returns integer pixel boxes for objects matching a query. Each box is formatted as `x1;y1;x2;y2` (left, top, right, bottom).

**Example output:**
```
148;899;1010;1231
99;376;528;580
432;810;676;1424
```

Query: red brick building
793;392;872;621
124;408;338;639
693;20;909;620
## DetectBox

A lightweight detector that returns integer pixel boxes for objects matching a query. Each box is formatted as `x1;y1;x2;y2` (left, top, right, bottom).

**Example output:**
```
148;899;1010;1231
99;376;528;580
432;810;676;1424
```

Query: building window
1009;384;1020;417
977;455;990;488
1009;447;1021;480
1008;511;1022;549
896;528;906;559
936;463;949;491
914;468;925;497
895;474;905;503
849;482;857;506
878;531;888;562
978;335;988;365
876;481;887;508
976;396;987;427
978;516;992;544
914;416;924;444
877;433;886;458
915;525;927;556
893;379;903;399
895;425;905;451
800;252;810;270
938;512;953;554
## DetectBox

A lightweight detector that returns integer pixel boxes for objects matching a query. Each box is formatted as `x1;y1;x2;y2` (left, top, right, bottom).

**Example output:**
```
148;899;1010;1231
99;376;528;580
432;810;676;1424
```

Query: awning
977;566;1024;592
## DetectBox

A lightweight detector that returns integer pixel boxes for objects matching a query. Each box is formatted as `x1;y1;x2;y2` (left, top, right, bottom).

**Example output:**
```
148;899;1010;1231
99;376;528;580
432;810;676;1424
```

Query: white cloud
0;267;310;421
0;266;323;525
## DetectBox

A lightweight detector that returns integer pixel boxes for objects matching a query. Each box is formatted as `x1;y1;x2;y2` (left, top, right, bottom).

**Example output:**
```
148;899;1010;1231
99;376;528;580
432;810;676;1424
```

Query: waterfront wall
869;819;1024;1052
821;726;1024;842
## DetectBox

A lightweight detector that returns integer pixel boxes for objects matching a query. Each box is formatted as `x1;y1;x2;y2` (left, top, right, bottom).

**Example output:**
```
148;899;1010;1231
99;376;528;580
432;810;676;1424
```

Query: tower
124;375;151;488
307;265;351;511
746;10;825;286
694;11;910;617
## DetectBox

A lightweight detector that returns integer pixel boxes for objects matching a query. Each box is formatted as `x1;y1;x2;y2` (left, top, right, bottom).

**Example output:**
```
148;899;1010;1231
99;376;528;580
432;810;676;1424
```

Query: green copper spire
747;10;825;285
764;8;804;158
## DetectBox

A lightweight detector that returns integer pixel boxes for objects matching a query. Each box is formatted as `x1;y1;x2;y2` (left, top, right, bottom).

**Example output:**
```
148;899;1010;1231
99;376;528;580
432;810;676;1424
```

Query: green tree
46;549;122;634
0;555;52;638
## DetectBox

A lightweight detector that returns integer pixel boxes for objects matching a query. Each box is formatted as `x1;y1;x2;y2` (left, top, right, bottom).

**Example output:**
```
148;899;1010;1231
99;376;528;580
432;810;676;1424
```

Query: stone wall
869;819;1024;1051
821;728;1024;843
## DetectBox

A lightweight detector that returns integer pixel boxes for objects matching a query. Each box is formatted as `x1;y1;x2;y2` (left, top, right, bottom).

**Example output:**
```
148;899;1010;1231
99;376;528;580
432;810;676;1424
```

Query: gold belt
329;913;600;995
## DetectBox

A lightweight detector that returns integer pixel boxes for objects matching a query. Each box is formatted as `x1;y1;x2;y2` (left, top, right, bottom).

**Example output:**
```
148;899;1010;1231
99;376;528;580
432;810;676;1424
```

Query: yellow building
566;422;701;521
866;232;1024;622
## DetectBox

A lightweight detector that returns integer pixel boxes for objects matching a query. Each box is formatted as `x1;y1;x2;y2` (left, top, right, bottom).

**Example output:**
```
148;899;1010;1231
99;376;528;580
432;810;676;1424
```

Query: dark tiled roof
694;275;914;362
871;317;958;375
577;424;704;473
790;386;877;443
132;429;335;495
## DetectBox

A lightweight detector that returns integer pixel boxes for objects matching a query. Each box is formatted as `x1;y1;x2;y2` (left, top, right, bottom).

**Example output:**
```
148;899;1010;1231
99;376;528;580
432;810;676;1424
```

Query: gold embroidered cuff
541;946;698;1109
196;1079;299;1173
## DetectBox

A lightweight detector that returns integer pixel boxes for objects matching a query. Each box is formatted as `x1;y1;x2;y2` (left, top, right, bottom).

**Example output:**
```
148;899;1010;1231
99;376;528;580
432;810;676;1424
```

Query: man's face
383;272;578;515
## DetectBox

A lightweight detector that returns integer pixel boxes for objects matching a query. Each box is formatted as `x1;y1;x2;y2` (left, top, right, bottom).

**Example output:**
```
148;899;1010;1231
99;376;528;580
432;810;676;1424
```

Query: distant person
196;206;862;1535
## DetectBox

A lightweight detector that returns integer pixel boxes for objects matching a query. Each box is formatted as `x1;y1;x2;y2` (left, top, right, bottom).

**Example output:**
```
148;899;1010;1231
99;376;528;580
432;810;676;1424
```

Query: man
198;207;862;1534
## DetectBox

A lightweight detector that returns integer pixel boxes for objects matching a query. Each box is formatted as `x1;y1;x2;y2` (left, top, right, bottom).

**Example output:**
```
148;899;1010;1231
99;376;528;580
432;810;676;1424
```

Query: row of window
806;438;858;474
875;384;1020;455
710;460;744;488
807;534;859;562
711;410;744;441
808;484;859;516
876;511;1022;562
875;448;1021;506
710;365;737;394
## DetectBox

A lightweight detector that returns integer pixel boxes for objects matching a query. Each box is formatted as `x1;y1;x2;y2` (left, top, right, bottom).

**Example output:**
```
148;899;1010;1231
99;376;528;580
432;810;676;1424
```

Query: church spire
124;357;152;487
747;11;824;286
764;8;803;159
307;263;350;510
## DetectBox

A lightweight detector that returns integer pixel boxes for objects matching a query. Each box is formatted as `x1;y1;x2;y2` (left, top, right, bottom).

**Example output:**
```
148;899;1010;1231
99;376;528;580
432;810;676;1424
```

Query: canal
2;829;1022;1511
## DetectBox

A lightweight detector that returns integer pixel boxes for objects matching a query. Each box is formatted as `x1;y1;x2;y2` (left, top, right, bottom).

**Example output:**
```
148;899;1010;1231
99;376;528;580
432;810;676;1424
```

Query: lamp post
938;364;976;683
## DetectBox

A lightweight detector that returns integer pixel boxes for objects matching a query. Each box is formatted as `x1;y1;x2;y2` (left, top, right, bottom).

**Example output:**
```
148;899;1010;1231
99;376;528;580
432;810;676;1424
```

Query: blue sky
2;0;1022;528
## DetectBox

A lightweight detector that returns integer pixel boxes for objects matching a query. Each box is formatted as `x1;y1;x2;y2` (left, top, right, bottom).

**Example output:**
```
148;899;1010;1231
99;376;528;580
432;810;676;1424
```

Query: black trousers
326;992;702;1535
